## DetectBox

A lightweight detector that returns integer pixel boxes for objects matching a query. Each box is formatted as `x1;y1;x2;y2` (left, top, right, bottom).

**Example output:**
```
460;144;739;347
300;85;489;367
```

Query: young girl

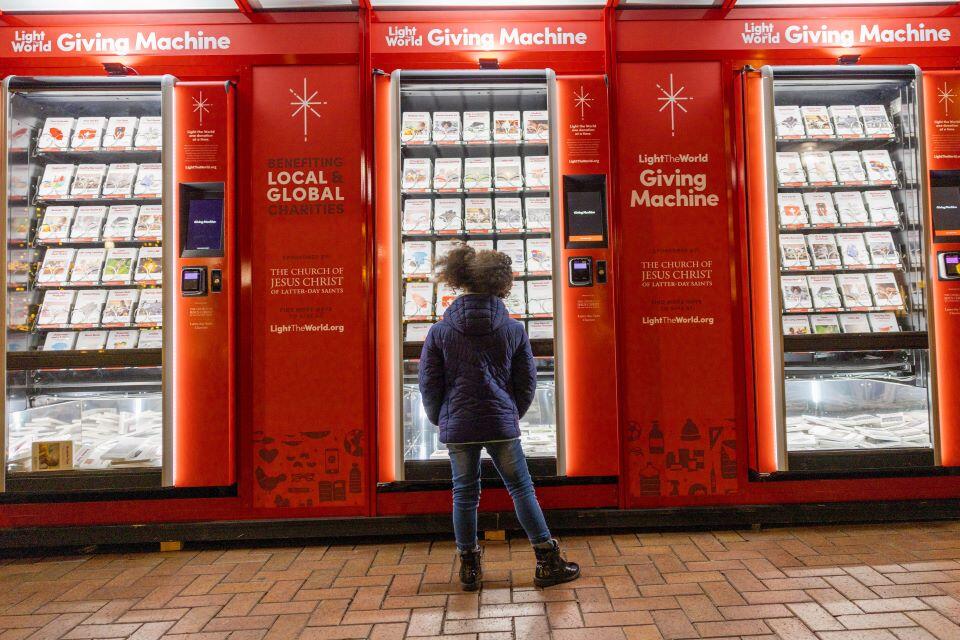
418;244;580;591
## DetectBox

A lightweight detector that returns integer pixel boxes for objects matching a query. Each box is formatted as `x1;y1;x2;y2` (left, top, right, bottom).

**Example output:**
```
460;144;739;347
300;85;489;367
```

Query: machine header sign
373;21;601;53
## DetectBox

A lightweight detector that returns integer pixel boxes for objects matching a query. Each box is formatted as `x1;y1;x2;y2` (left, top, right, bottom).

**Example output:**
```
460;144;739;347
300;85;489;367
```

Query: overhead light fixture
838;54;861;65
103;62;137;76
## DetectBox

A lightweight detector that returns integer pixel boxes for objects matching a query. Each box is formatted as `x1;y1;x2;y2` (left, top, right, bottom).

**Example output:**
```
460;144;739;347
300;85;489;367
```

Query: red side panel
923;71;960;467
554;75;618;477
171;81;235;487
614;62;741;505
248;65;369;513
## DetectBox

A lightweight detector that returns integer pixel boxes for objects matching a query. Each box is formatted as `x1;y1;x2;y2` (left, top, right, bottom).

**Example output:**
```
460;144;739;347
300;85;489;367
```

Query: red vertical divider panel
249;65;368;513
615;62;741;505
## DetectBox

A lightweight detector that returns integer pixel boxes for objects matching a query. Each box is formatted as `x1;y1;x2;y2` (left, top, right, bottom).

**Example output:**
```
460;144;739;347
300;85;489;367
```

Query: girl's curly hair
434;244;514;298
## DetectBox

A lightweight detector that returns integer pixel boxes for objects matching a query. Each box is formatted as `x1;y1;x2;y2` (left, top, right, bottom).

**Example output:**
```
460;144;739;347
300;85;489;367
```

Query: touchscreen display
930;171;960;240
185;198;223;252
566;190;604;242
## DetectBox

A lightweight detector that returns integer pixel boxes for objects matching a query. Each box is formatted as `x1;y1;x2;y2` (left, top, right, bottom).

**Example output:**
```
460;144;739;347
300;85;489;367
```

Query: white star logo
192;90;210;126
574;85;593;121
939;82;955;116
656;74;693;137
289;77;327;142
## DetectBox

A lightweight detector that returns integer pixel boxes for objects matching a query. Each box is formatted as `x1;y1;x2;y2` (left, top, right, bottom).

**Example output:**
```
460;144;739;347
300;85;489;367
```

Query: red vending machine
0;75;235;493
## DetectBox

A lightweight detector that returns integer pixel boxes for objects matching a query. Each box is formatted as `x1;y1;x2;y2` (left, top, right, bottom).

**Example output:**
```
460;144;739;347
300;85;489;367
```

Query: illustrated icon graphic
574;85;593;121
290;77;327;142
656;73;692;136
939;82;955;116
192;90;210;126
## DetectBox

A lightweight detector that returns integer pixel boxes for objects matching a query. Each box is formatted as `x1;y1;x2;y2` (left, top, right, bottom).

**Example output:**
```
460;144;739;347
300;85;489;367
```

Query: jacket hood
444;294;509;336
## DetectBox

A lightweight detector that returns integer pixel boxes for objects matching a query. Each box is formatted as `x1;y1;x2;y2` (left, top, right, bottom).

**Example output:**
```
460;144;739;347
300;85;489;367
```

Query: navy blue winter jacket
418;293;538;443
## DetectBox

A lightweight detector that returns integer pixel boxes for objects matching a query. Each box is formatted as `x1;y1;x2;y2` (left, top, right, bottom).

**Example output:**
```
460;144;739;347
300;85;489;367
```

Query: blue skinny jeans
447;438;551;551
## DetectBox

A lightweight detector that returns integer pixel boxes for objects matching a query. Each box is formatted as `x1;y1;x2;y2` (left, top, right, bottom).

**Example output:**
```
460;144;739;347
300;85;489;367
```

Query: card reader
938;252;960;280
568;257;593;287
181;267;207;296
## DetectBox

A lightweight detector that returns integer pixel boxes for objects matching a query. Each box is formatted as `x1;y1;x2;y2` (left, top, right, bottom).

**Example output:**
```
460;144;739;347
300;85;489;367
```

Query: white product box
865;231;900;266
106;329;138;349
103;116;138;149
102;163;137;198
134;246;162;283
76;330;109;350
70;289;108;325
133;204;162;239
137;329;162;349
101;289;140;325
774;106;805;138
432;111;461;143
9;117;31;151
495;198;524;232
524;156;550;189
133;163;162;197
401;158;431;191
497;239;526;274
807;234;841;268
782;315;812;335
464;198;493;232
526;279;553;315
70;206;107;241
836;233;870;267
840;313;871;333
859;105;895;138
832;151;868;185
404;282;434;319
777;193;808;228
525;197;552;231
523;110;550;142
37;290;76;327
493;111;521;142
465;239;493;253
38;117;75;151
464;157;492;190
405;323;432;342
70;117;107;150
134;116;163;149
432;199;462;233
527;319;554;339
779;234;811;270
837;273;873;309
402;199;432;233
868;311;901;332
70;164;107;197
101;247;138;283
862;149;897;184
70;248;107;284
495;156;523;189
37;206;75;241
776;152;805;186
804;193;839;227
103;205;138;240
43;331;77;351
401;112;431;144
867;272;904;308
434;240;460;264
810;314;841;334
463;111;491;143
432;158;462;192
503;284;527;316
802;151;837;185
135;288;162;325
808;274;842;310
829;105;864;138
834;192;869;225
37;248;75;285
526;237;553;274
38;164;75;198
435;283;458;316
864;190;900;225
403;241;432;275
8;206;33;242
801;106;833;137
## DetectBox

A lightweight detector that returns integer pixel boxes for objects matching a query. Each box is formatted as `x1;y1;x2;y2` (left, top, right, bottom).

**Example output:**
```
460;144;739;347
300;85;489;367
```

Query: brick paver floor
1;521;960;639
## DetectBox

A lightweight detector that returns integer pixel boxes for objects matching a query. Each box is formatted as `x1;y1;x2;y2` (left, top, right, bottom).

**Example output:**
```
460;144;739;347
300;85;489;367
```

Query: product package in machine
38;117;75;151
526;238;552;274
101;289;140;325
433;158;462;191
6;290;36;328
836;233;871;267
779;234;812;270
503;284;527;316
8;206;33;242
432;199;462;233
133;204;162;239
101;247;138;283
837;273;873;308
864;231;900;265
497;239;526;274
829;105;865;138
70;164;107;198
70;248;107;285
495;156;523;190
134;163;162;197
134;116;162;149
859;105;895;138
523;111;550;142
432;112;461;143
434;239;460;264
777;193;808;227
7;249;37;286
435;283;458;316
864;190;900;225
807;234;841;268
102;163;137;197
834;192;869;225
861;150;897;184
401;112;431;144
802;151;837;185
776;152;806;186
76;330;108;350
38;164;75;199
70;117;107;150
808;274;842;310
134;246;162;283
70;289;108;325
9;164;29;199
134;288;162;325
493;110;522;142
401;158;431;191
832;151;868;185
801;106;834;137
463;111;491;143
526;279;553;316
137;329;162;349
464;198;493;232
774;106;805;138
106;329;137;349
463;157;492;190
810;313;841;334
527;319;554;339
102;205;137;240
525;197;552;231
405;323;432;342
495;198;524;232
867;272;904;309
9;117;31;151
840;313;871;333
102;116;138;149
524;156;550;190
465;239;493;253
404;281;434;319
37;290;76;327
782;315;811;335
70;206;107;241
868;311;901;332
37;248;76;285
803;193;839;226
402;199;431;233
37;206;75;241
43;331;77;351
402;240;432;276
780;275;813;311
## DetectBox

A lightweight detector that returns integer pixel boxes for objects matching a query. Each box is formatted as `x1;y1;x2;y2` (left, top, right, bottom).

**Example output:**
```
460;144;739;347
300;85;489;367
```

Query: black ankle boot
459;547;482;591
534;539;580;588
